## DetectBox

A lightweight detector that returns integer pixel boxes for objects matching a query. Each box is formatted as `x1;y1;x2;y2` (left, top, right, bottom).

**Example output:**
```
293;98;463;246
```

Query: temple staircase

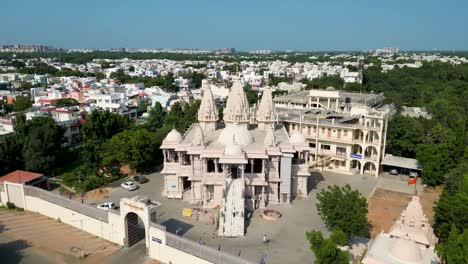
218;178;245;237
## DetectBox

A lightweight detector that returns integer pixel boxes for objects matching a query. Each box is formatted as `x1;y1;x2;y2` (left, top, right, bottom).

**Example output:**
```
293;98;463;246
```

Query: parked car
409;171;418;177
389;169;399;175
97;202;115;210
133;175;148;184
121;181;138;191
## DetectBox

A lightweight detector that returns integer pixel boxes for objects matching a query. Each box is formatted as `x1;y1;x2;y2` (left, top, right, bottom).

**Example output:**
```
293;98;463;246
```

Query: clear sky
1;0;467;51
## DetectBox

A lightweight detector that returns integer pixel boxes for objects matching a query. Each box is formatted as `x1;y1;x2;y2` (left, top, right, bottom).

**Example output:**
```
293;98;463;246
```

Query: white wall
23;195;124;245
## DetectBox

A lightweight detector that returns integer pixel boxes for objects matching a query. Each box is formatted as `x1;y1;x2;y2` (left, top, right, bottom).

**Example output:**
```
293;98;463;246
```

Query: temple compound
160;77;310;237
362;196;438;264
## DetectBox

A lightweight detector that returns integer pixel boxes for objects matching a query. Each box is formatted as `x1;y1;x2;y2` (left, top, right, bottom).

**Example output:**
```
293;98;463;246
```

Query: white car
97;202;115;210
121;181;138;191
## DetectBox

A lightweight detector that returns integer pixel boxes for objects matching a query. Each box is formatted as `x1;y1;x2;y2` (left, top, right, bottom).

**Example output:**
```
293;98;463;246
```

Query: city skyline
1;0;467;51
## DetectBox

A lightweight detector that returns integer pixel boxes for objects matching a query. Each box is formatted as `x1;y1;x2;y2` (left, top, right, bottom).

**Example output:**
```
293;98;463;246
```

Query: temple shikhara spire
256;86;277;130
197;85;218;131
223;77;250;126
362;196;438;264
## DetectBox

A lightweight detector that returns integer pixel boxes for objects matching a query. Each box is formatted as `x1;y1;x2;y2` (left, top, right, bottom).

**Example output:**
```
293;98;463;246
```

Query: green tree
434;167;468;241
244;84;259;105
330;229;349;246
0;135;24;174
303;75;344;89
385;115;425;158
316;184;370;238
436;226;468;264
80;109;132;168
128;65;135;72
145;102;164;132
22;116;64;173
13;96;32;111
55;98;79;107
101;129;159;171
306;230;349;264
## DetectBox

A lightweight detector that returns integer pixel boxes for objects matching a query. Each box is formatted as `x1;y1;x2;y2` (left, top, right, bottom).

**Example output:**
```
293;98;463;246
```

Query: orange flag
407;178;417;185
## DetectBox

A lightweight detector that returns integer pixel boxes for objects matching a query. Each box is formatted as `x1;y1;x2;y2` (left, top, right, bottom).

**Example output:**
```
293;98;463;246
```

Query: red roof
0;170;44;184
38;98;57;103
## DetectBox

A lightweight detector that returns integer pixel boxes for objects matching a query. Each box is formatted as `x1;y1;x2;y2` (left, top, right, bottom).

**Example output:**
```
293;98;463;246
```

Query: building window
207;159;215;173
344;130;348;137
321;144;331;150
253;159;263;173
183;154;191;165
336;147;346;156
309;142;316;148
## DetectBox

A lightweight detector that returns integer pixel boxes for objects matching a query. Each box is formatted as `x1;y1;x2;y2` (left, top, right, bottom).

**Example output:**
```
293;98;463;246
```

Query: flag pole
414;176;417;196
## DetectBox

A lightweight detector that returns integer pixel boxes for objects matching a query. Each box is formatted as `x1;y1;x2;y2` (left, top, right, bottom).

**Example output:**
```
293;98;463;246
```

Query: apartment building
88;93;137;119
274;88;390;176
52;107;81;145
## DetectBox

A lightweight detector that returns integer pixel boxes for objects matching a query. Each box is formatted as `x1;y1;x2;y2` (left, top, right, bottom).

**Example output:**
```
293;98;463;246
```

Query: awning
381;154;422;171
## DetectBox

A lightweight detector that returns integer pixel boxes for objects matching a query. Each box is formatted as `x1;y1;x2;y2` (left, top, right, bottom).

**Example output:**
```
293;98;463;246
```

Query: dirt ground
368;187;442;238
0;208;120;263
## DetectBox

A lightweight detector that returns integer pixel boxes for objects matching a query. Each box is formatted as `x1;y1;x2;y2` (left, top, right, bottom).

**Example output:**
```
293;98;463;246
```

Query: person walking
263;234;268;245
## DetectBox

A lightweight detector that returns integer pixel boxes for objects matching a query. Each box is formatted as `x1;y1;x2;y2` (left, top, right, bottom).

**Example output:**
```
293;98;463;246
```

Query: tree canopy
316;184;370;238
101;128;159;171
54;98;79;107
306;230;349;264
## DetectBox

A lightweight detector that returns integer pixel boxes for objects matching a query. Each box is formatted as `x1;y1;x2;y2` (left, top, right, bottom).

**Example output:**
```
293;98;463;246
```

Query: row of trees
65;101;200;191
433;150;468;263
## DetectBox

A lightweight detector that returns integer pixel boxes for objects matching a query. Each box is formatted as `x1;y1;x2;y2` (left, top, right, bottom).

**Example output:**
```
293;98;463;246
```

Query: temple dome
224;140;243;156
389;238;422;262
289;131;307;145
218;124;253;146
326;86;336;91
164;129;183;144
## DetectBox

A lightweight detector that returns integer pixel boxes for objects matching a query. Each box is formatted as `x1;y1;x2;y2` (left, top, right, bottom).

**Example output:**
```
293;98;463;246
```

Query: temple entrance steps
218;178;245;237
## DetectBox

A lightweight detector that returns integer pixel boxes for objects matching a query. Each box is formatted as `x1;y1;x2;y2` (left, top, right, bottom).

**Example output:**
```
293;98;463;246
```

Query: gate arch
124;212;146;247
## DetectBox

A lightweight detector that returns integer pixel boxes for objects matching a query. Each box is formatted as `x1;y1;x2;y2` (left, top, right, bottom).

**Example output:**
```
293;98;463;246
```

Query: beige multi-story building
274;87;390;176
160;77;310;237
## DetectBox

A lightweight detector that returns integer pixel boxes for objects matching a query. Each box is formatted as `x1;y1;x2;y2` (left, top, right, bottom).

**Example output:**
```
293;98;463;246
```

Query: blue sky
1;0;467;51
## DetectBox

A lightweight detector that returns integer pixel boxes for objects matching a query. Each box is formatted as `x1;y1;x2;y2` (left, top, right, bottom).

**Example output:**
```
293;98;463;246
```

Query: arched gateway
119;196;160;249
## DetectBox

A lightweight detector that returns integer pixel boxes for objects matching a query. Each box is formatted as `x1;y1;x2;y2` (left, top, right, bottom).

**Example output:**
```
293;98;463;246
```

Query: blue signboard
171;185;176;188
350;154;362;159
152;236;162;244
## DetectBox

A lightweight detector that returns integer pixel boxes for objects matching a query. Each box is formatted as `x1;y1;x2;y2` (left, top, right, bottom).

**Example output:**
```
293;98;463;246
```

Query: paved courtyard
85;170;380;264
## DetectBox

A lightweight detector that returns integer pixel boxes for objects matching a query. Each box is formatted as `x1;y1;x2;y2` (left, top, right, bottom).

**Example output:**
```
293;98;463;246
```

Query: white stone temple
362;196;438;264
160;77;310;237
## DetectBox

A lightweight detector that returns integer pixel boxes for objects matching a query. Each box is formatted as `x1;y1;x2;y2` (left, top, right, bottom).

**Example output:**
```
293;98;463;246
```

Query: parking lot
83;170;380;264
